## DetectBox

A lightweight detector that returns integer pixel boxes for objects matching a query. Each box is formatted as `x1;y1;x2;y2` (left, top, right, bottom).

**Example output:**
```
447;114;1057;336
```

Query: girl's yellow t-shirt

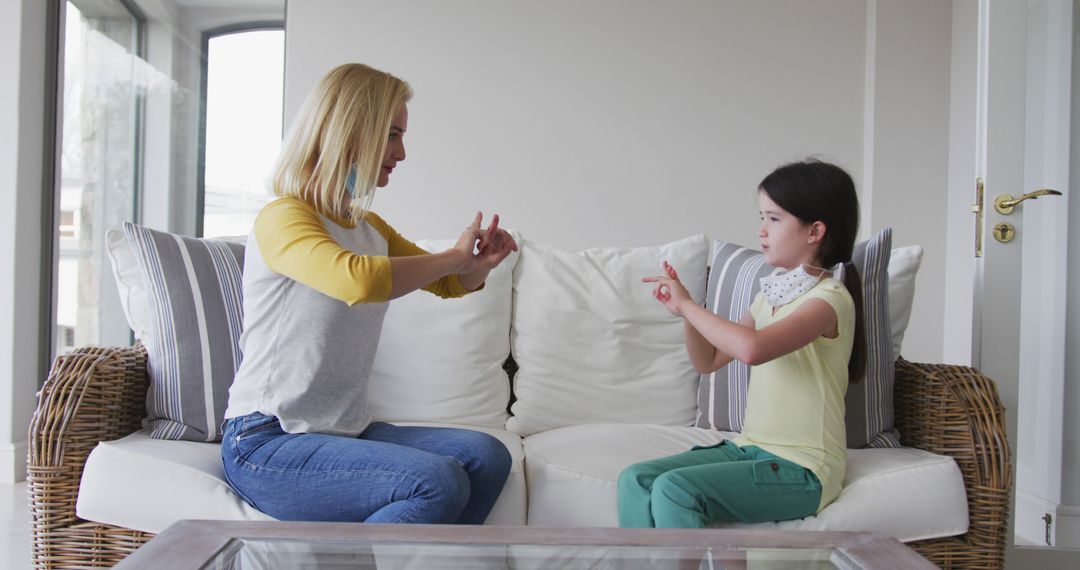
732;278;855;512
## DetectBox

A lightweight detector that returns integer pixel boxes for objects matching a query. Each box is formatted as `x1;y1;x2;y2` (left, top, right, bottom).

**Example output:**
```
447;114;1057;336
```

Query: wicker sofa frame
27;344;1011;569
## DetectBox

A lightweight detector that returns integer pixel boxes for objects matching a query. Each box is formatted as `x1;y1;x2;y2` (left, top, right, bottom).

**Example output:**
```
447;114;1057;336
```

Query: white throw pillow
507;235;710;436
887;245;923;358
368;232;520;428
106;228;152;341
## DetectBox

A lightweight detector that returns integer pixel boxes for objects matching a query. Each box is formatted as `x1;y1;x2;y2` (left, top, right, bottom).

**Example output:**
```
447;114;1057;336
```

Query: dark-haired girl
618;159;866;528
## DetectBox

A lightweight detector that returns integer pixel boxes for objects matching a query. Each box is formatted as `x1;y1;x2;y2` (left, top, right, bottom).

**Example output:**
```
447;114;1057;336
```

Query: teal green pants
617;441;822;528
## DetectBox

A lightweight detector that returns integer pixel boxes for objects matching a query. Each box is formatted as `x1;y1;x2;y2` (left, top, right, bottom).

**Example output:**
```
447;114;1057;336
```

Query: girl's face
757;190;820;270
377;104;408;188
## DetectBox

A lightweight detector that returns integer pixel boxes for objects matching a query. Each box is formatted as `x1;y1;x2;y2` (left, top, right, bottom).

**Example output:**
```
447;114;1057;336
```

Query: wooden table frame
115;520;935;569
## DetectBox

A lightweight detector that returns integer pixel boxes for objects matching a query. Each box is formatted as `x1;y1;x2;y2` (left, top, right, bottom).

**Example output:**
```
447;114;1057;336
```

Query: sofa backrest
107;226;921;442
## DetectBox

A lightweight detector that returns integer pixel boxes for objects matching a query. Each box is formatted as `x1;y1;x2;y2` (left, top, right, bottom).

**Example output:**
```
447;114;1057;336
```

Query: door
976;0;1076;565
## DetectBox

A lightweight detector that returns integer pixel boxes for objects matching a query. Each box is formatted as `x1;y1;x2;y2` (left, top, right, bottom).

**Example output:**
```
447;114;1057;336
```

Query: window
54;0;143;356
49;1;285;364
199;27;284;238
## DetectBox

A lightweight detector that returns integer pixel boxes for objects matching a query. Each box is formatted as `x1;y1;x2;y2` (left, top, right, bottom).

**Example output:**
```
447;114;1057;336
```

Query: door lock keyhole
993;222;1015;243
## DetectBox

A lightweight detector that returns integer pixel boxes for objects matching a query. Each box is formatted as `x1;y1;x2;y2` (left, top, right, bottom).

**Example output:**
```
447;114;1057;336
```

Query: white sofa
28;232;1010;569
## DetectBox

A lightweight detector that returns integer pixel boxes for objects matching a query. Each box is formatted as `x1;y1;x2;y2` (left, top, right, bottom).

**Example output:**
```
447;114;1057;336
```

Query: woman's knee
416;458;471;514
480;433;512;472
458;431;512;477
427;456;472;493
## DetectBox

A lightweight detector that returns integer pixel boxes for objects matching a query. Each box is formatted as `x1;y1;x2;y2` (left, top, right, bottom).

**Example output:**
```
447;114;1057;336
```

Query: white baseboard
1055;504;1080;548
0;441;28;484
1015;491;1058;546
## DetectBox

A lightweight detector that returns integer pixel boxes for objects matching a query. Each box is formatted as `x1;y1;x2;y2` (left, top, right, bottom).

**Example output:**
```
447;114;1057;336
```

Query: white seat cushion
76;430;271;533
77;425;526;533
523;423;968;542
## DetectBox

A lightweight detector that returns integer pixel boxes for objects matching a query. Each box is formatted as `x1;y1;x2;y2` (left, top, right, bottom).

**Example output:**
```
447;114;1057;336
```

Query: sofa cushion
76;430;271;533
523;423;968;542
507;235;710;436
77;425;527;533
369;234;519;429
695;229;900;448
106;227;246;343
121;222;246;442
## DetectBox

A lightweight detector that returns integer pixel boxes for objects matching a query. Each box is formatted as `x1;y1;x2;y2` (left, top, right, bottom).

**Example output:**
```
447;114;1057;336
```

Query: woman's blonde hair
271;63;412;221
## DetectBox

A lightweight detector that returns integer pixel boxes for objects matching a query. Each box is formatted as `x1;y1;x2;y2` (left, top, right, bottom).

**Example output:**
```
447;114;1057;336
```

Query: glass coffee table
114;520;934;569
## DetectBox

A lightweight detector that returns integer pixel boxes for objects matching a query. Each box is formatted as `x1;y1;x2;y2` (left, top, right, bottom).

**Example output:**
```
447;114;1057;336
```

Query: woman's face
377;104;408;187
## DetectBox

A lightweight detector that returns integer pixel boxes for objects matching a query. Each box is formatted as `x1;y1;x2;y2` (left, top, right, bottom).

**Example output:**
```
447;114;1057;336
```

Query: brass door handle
994;189;1063;214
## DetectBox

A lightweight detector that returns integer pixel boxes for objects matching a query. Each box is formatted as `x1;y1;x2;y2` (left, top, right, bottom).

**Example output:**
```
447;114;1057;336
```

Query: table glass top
205;538;848;569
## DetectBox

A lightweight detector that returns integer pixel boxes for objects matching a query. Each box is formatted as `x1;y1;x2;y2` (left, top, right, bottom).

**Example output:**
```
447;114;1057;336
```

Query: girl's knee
651;471;698;506
618;461;655;492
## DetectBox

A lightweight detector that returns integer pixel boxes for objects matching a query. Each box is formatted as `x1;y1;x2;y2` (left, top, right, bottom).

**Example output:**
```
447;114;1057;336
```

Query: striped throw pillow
695;228;899;448
123;222;245;442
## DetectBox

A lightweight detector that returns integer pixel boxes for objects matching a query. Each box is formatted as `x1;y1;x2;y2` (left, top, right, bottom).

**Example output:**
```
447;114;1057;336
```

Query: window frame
41;0;147;383
196;21;285;238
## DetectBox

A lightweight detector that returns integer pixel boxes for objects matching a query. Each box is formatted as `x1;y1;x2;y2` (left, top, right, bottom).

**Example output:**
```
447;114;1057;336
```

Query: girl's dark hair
758;159;866;383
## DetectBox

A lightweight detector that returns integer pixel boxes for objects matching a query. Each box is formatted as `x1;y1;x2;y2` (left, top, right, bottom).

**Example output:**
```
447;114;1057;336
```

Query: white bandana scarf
759;263;845;308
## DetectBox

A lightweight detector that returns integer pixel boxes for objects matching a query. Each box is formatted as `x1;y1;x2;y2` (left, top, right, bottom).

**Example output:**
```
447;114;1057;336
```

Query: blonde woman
221;63;516;524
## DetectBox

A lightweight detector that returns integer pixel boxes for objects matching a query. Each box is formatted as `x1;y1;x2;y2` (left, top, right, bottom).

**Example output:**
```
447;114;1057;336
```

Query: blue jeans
220;413;511;524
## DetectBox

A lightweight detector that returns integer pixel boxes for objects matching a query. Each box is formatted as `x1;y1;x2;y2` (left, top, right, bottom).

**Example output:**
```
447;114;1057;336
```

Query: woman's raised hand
642;261;692;316
452;212;484;274
475;214;518;270
452;212;518;275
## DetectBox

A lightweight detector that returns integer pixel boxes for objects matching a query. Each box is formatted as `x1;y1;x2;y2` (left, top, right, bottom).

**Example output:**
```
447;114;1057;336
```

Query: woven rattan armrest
28;344;152;568
894;357;1012;569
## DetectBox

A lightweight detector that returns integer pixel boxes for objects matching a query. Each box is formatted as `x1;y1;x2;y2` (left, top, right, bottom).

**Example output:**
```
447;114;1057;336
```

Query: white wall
287;0;867;250
944;0;978;365
285;0;951;362
0;0;48;483
867;0;952;361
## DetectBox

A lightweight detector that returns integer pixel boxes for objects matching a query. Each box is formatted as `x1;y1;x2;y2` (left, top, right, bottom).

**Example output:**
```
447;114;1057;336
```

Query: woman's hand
452;212;518;290
475;214;518;270
642;261;693;317
451;212;485;274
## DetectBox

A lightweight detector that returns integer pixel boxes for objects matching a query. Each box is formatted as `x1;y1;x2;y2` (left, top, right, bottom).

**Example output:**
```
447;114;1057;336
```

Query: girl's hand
475;214;518;270
642;261;692;317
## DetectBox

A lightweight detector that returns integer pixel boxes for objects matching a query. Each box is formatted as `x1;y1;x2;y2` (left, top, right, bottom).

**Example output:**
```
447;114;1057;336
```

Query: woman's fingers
470;210;488;243
479;228;518;257
476;214;496;249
